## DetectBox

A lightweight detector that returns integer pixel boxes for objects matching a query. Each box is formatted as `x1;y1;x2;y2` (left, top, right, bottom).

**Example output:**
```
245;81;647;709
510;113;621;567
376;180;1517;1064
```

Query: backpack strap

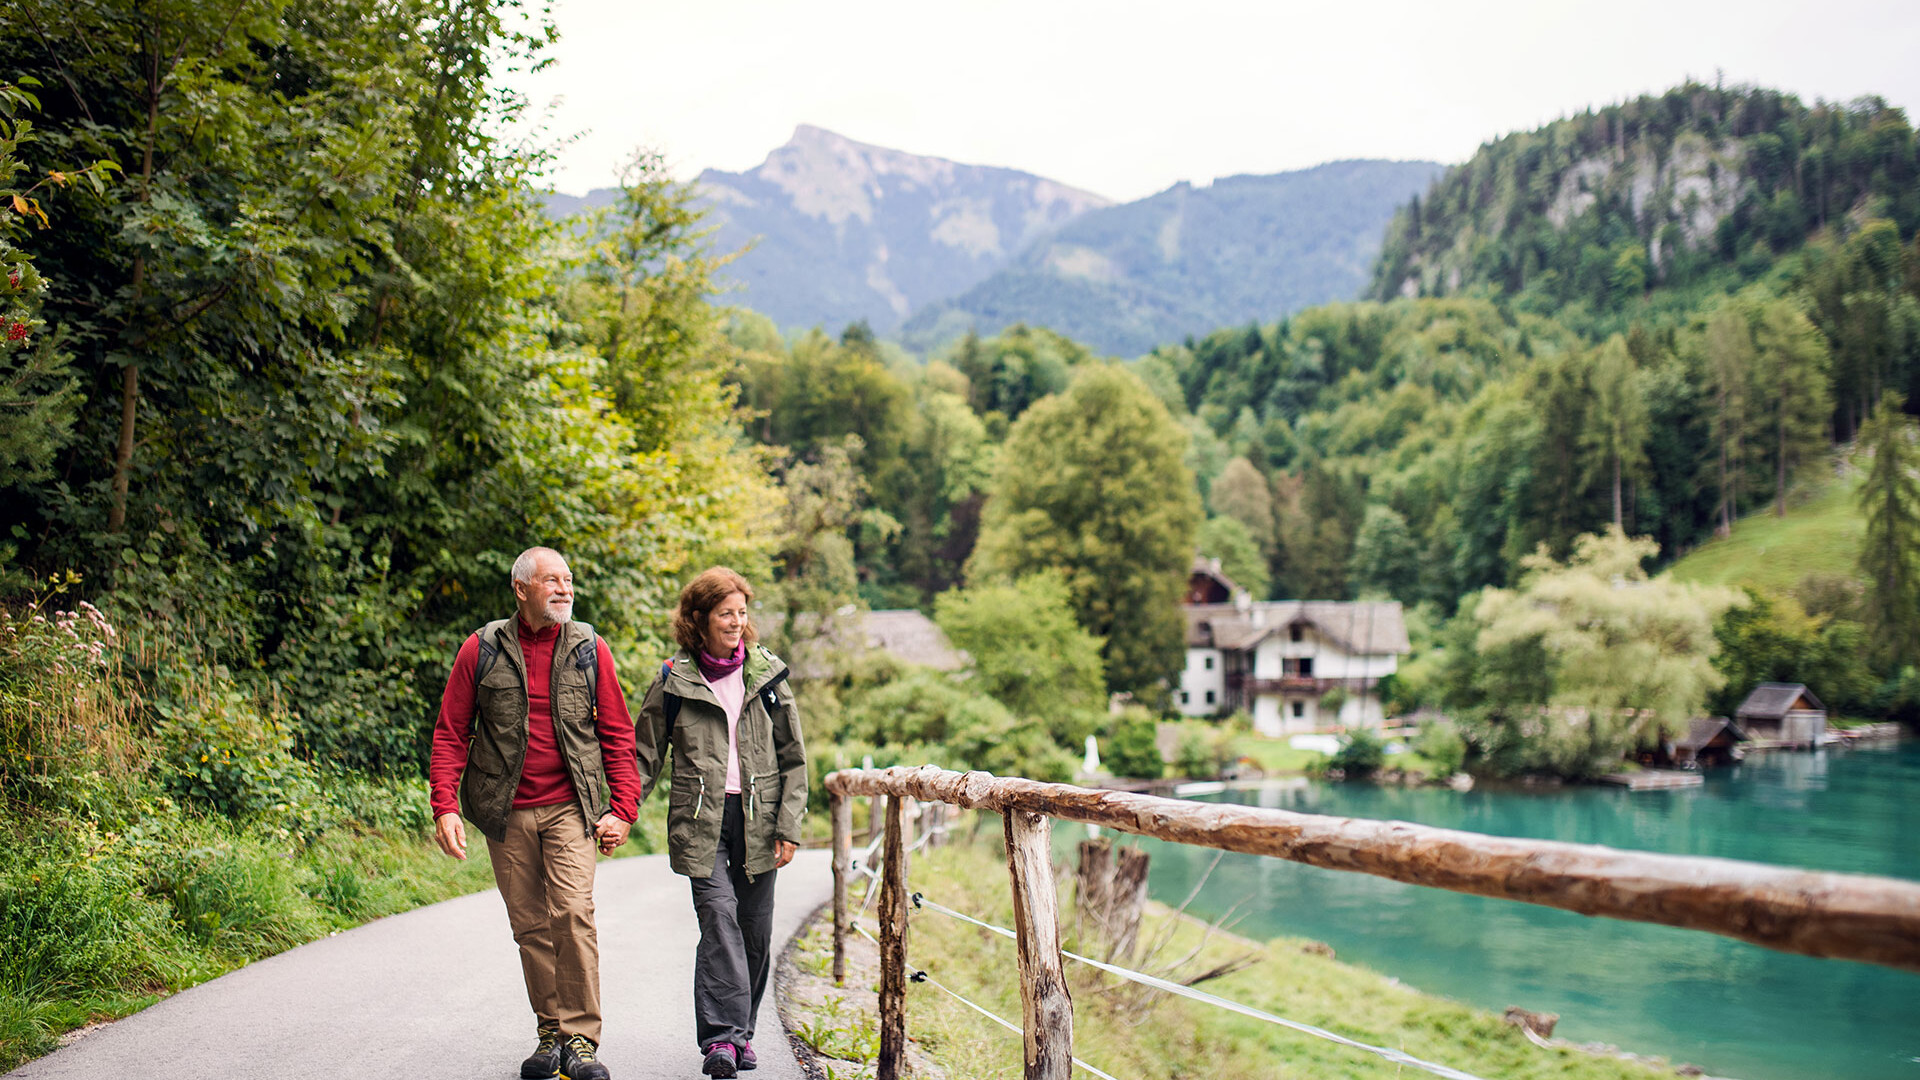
573;626;598;721
472;618;512;695
661;658;681;740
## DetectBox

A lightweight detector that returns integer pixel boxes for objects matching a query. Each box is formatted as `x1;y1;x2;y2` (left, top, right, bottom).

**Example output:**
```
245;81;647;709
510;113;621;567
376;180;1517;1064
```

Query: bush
150;672;318;821
1412;720;1467;777
1103;709;1162;779
1329;729;1385;777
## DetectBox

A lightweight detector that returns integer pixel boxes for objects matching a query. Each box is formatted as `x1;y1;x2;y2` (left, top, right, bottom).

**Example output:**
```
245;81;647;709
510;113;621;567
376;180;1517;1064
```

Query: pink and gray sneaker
701;1042;737;1078
736;1041;756;1071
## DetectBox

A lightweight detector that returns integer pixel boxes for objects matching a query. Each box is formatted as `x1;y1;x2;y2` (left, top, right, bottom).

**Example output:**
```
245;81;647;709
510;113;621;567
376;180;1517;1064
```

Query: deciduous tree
969;365;1200;698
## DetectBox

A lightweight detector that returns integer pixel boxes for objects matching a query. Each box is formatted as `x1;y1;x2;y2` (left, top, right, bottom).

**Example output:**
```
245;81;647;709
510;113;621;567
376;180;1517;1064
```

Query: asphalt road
9;851;832;1080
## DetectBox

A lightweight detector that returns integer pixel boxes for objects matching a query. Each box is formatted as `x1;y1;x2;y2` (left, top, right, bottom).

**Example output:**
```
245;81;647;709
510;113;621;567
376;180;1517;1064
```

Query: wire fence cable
847;919;1126;1080
909;893;1489;1080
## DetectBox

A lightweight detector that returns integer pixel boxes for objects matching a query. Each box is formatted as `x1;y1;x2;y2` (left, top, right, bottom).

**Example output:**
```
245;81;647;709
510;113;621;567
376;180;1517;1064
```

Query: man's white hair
511;546;566;586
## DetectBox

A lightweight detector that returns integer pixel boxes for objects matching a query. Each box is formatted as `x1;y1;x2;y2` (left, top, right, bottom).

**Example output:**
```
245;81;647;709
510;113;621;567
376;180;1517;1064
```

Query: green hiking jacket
635;644;808;878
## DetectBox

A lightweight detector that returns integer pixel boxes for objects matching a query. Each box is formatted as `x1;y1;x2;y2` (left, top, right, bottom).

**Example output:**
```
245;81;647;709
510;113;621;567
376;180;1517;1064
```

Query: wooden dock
1599;770;1704;791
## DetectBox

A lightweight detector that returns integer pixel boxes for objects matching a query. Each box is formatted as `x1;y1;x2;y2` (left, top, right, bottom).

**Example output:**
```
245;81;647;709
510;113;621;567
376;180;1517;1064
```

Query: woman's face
704;591;748;656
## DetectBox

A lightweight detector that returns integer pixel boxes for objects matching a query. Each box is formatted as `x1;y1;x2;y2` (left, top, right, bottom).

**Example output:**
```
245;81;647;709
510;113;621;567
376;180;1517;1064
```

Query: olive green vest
458;617;611;842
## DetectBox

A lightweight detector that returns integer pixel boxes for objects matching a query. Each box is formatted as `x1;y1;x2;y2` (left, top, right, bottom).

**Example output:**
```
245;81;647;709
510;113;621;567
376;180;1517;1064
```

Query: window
1204;655;1215;670
1205;690;1216;705
1283;658;1314;677
1289;624;1303;643
1180;691;1190;705
1291;700;1305;718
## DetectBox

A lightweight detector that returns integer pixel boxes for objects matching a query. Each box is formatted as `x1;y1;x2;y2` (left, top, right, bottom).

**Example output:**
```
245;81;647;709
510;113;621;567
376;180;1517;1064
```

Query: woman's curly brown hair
673;567;758;654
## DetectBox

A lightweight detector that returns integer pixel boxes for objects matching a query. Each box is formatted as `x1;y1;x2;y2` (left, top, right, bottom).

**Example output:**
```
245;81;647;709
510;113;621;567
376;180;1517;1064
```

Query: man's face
515;553;574;629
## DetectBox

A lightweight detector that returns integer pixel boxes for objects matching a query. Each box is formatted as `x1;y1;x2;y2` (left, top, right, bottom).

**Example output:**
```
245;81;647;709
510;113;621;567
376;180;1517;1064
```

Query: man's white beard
547;600;574;624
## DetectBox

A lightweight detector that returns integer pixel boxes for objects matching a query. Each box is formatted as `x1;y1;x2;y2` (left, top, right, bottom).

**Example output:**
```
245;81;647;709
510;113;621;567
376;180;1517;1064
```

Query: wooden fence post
876;789;910;1079
1005;808;1073;1080
831;789;851;986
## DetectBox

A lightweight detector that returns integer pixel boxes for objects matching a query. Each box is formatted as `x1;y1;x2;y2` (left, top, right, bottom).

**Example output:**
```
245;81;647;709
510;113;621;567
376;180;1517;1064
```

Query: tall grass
0;596;498;1070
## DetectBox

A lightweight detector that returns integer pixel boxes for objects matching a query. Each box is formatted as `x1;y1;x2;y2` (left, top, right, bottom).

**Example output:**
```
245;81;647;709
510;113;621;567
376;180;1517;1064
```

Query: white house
1177;560;1410;735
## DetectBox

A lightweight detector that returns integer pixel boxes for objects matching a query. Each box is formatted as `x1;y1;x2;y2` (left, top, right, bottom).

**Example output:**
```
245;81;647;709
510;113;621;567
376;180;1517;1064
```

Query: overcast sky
504;0;1920;204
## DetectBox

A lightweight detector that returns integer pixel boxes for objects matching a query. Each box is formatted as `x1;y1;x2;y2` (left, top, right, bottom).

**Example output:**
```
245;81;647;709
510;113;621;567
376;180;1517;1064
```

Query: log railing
824;764;1920;1080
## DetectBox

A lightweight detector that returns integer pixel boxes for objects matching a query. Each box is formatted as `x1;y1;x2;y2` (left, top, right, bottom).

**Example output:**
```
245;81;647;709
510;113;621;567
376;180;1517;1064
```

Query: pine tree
1857;392;1920;665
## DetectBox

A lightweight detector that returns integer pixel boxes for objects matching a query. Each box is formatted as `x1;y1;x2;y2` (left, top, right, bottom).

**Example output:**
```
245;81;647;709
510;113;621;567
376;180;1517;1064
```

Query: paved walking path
9;851;832;1080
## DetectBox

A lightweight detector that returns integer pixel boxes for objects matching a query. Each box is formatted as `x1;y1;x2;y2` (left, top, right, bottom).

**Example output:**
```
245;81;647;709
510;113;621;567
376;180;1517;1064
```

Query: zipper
694;776;706;821
747;773;772;819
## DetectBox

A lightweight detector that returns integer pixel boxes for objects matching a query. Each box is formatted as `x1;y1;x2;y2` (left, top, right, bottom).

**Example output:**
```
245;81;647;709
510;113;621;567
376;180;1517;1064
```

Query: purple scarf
696;640;745;683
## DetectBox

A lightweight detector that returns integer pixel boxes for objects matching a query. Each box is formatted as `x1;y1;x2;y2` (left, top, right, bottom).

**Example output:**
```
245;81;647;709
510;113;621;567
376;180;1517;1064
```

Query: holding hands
596;812;632;856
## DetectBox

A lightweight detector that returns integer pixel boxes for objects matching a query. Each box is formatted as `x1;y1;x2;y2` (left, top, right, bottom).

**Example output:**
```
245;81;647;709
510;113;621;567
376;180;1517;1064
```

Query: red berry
6;322;25;341
5;269;17;288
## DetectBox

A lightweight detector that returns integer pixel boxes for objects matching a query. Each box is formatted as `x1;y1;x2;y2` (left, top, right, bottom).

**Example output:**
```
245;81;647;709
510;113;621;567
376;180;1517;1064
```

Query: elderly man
430;547;640;1080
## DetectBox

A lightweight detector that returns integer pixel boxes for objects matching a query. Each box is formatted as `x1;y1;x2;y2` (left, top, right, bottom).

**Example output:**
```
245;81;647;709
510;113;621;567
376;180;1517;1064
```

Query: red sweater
429;619;640;823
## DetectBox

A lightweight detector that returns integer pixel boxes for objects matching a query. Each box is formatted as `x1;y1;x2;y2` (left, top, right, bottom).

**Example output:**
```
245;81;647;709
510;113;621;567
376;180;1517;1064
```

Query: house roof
1184;600;1411;656
1187;556;1242;605
759;608;966;678
1675;716;1749;751
1735;682;1826;720
861;609;966;671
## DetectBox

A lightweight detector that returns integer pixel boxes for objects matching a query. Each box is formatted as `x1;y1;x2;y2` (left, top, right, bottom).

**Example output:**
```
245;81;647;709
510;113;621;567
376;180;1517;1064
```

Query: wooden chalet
1179;559;1410;733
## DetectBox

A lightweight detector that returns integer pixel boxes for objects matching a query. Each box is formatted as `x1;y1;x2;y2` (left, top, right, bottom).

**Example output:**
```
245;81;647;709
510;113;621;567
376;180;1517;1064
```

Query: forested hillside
1368;83;1918;437
903;160;1442;355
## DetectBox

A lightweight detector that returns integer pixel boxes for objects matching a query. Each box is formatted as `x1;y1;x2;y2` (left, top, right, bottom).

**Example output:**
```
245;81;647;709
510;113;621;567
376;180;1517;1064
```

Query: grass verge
782;825;1684;1079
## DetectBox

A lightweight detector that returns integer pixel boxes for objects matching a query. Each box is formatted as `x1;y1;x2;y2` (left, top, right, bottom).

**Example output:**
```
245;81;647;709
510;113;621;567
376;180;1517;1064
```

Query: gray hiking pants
689;793;778;1051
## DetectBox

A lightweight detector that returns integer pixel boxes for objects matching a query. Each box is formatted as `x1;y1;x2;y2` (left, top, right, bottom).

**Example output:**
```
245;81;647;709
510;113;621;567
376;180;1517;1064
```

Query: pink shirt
708;667;746;794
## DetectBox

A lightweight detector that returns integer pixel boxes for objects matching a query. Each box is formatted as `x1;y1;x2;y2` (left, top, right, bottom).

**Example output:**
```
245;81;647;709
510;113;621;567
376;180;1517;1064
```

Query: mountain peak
694;130;1111;332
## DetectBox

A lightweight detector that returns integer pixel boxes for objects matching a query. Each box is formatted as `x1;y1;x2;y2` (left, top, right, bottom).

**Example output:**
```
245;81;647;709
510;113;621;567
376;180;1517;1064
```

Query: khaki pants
488;802;602;1043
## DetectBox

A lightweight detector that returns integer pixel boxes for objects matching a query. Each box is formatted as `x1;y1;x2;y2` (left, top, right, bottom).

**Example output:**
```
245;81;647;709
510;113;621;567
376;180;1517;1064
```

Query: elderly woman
636;567;808;1078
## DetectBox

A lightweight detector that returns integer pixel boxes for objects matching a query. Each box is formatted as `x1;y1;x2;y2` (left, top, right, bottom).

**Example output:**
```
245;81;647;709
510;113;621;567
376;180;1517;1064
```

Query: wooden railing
823;764;1920;1080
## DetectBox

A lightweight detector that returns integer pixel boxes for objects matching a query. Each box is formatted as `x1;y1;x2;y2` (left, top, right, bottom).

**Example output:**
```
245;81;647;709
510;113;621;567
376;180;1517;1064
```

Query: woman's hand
774;839;797;868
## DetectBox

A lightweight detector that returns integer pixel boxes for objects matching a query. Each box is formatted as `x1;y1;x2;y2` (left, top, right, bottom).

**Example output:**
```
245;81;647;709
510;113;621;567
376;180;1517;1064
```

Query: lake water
1103;741;1920;1080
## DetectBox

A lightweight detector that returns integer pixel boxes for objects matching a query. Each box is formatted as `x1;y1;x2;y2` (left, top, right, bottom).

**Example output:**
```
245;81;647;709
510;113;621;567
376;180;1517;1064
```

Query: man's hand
435;813;467;860
774;839;798;868
595;812;631;856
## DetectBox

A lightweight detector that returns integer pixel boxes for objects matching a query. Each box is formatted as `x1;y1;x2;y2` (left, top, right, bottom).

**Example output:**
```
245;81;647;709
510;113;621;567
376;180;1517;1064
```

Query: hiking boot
735;1041;756;1071
521;1024;563;1079
701;1042;738;1078
560;1033;610;1080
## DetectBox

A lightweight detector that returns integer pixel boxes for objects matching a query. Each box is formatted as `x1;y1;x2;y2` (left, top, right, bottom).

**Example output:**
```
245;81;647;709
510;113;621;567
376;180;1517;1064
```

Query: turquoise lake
1108;740;1920;1080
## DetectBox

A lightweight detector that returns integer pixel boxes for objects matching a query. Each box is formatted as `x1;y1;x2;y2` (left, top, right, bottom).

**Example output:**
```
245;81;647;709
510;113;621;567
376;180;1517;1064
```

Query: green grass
0;781;507;1071
1228;736;1326;775
1666;465;1865;595
799;835;1679;1079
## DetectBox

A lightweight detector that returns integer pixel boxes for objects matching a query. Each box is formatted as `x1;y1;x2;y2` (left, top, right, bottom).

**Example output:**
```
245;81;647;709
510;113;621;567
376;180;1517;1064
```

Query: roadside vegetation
783;832;1682;1080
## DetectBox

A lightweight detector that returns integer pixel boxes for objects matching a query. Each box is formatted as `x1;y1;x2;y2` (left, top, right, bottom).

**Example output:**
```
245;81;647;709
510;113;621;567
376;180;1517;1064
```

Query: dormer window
1289;624;1303;643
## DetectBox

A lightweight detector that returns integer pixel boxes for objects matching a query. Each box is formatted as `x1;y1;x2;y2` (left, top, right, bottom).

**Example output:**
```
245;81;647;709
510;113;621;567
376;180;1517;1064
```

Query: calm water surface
1105;741;1920;1080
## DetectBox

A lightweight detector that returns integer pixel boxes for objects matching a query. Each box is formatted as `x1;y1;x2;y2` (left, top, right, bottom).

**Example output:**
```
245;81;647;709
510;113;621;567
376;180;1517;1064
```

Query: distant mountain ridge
900;160;1444;356
695;125;1110;334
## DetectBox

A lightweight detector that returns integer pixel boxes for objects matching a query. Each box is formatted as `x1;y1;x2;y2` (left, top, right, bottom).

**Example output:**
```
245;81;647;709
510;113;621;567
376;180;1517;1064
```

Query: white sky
504;0;1920;204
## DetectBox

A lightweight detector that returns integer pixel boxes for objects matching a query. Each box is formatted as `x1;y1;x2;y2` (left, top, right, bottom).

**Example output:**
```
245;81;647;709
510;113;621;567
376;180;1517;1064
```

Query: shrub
1103;709;1162;779
1412;720;1467;778
150;672;318;821
1329;729;1386;777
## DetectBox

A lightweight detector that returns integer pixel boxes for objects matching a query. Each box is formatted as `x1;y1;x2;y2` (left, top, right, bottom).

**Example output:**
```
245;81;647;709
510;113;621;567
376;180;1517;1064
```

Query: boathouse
1735;683;1827;747
1669;716;1749;768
